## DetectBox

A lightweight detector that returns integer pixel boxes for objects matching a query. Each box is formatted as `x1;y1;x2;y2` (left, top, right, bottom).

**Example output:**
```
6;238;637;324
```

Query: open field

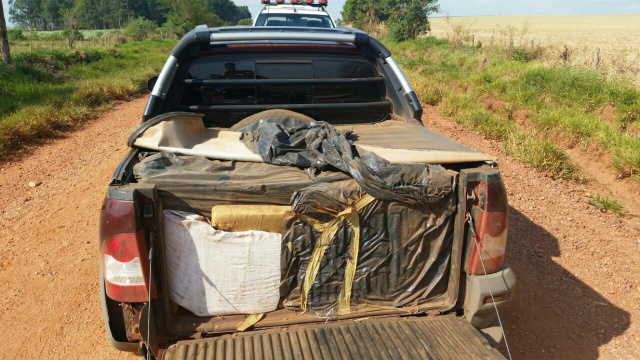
8;29;129;53
429;14;640;80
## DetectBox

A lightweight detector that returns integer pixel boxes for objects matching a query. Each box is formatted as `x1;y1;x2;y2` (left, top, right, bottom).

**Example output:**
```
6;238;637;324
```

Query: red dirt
0;97;638;359
593;104;617;126
0;98;145;360
422;105;640;360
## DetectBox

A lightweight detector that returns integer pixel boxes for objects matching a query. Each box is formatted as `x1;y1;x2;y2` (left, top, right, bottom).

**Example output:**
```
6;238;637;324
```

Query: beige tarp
133;115;495;164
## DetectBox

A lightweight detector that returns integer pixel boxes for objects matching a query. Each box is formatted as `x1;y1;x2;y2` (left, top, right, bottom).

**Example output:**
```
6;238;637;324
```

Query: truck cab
101;26;516;359
253;0;335;28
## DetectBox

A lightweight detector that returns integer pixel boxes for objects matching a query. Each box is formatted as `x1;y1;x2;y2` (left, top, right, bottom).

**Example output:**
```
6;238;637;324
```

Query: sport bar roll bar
170;26;391;62
180;77;385;86
143;25;422;122
177;101;392;112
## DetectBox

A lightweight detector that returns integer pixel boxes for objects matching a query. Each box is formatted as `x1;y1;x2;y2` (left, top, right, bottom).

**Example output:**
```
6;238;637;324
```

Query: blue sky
233;0;640;20
3;0;640;27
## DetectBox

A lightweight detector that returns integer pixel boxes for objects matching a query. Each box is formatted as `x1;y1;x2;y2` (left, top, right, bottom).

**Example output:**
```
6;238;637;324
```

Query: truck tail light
319;0;327;5
305;0;314;4
100;197;154;302
290;0;300;3
467;180;508;275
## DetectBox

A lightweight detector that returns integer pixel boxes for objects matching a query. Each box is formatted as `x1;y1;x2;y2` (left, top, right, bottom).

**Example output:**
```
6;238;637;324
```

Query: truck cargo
99;25;516;359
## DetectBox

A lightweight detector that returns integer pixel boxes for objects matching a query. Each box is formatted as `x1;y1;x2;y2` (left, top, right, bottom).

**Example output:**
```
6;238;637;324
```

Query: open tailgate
159;315;504;360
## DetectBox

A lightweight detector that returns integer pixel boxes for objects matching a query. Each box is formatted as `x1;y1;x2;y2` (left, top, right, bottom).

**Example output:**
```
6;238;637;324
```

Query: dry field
429;14;640;80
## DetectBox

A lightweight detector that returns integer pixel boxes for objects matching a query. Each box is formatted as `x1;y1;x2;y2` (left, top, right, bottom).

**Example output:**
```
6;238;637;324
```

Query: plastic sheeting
134;110;460;317
238;111;458;315
240;116;453;205
133;152;351;214
135;153;457;316
280;183;456;316
129;111;495;166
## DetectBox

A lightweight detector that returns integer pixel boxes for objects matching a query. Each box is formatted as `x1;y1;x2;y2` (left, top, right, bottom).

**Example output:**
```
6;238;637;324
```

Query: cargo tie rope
467;213;513;360
298;194;376;315
146;238;154;360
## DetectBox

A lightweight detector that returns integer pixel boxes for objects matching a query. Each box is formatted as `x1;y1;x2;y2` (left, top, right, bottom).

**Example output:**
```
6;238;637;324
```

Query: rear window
176;56;388;126
255;13;334;28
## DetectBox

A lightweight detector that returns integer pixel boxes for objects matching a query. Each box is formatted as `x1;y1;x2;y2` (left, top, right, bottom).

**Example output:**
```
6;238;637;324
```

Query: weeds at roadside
386;36;640;181
0;39;175;159
589;193;625;216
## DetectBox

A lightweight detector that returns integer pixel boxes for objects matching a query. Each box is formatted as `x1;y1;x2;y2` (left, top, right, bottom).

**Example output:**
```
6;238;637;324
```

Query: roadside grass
590;193;625;216
0;39;175;159
385;37;640;181
23;29;118;39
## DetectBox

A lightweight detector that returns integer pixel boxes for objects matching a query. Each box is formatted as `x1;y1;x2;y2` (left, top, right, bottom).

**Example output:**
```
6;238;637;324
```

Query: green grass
0;39;175;158
385;37;640;180
589;193;624;215
22;29;118;39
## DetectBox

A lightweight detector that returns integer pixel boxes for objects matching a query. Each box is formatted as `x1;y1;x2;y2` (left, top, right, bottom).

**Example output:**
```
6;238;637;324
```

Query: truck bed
160;315;505;360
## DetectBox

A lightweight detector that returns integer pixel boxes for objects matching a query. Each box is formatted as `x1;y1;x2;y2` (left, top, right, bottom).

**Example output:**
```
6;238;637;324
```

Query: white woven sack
163;210;281;316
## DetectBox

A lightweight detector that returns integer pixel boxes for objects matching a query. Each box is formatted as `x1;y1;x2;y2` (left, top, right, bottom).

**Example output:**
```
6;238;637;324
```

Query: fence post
531;39;534;48
29;43;32;52
594;48;600;69
472;34;475;47
562;45;569;63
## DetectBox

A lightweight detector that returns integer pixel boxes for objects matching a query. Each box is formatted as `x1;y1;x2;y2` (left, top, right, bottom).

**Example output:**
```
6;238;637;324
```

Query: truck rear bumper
463;261;516;344
158;314;504;360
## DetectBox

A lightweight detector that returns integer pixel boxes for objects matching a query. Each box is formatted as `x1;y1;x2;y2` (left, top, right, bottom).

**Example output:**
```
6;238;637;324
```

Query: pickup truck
100;25;516;359
253;1;335;28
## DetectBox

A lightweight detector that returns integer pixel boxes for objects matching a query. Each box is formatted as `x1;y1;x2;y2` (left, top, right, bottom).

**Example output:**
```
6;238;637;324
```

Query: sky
3;0;640;27
234;0;640;20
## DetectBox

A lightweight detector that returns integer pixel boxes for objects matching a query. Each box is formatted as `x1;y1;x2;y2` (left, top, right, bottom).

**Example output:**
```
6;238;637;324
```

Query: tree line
341;0;439;41
7;0;252;32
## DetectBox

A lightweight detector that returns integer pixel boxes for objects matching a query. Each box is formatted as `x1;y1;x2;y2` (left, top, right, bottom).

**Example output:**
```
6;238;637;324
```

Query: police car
254;0;335;28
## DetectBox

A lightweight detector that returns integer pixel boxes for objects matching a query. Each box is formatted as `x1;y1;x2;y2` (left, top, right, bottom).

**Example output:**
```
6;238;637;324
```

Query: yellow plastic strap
235;313;265;331
298;194;375;315
211;205;291;233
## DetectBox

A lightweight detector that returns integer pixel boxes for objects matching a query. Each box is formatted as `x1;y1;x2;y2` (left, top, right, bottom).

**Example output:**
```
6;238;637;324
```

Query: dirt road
0;97;638;359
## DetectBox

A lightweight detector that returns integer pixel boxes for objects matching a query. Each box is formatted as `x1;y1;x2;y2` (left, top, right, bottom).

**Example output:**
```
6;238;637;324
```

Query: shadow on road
497;207;630;359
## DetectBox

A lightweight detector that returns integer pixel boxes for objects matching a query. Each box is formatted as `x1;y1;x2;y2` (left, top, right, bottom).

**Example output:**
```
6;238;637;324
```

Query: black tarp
238;112;453;205
133;110;458;316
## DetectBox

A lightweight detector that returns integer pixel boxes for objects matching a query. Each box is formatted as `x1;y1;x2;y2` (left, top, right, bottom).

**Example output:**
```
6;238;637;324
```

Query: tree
123;16;157;40
42;0;74;30
237;18;252;26
209;0;251;25
360;0;381;31
342;0;439;41
388;0;439;41
61;0;84;47
0;0;11;64
163;0;223;37
341;0;394;26
9;0;43;30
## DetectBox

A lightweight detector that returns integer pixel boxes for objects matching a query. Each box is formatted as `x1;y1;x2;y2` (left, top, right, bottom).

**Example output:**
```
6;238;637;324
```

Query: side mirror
147;76;159;92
